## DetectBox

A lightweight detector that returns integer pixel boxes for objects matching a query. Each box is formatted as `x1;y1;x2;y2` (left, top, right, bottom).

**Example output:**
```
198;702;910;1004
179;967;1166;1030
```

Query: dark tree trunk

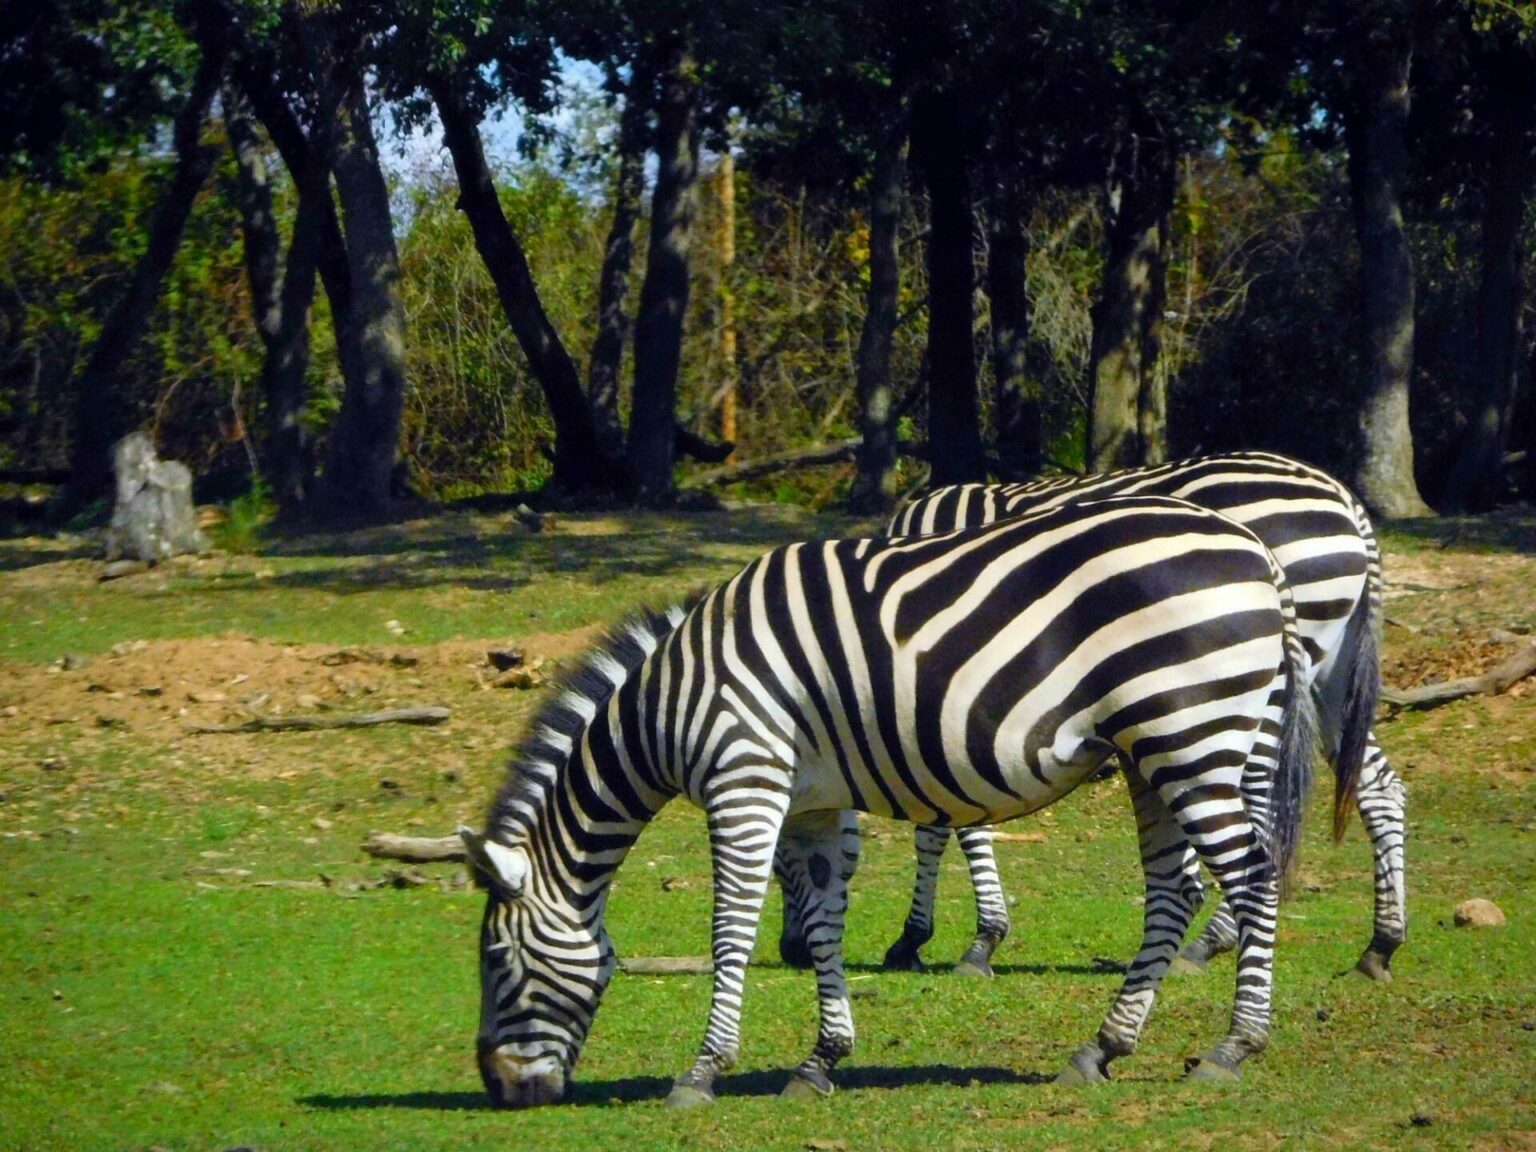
68;49;225;502
1087;124;1174;473
225;91;281;353
987;168;1042;480
1344;22;1433;518
430;77;620;494
849;103;910;513
587;79;649;461
627;42;702;503
263;172;324;512
1444;42;1535;512
320;87;408;516
912;87;983;488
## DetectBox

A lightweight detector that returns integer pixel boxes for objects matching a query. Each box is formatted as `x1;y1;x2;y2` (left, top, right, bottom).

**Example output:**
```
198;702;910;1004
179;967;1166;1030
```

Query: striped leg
1058;771;1204;1083
1353;733;1407;980
953;827;1011;978
668;789;790;1108
1180;732;1407;981
779;810;862;1098
882;824;948;970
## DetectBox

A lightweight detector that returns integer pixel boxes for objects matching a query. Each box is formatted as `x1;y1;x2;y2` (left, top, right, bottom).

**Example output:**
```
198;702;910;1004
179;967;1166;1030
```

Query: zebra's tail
1269;560;1321;890
1331;500;1383;843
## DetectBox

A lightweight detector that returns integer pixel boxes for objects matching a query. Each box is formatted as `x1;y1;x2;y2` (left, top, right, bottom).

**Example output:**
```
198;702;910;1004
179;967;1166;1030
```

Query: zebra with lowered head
777;451;1403;982
460;495;1320;1107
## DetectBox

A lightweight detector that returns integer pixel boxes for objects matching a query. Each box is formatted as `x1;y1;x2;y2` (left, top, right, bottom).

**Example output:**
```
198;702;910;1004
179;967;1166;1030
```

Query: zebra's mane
486;597;699;836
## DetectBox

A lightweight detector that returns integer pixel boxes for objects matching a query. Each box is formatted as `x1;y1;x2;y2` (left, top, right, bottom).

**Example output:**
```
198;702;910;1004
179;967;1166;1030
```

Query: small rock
1453;898;1506;928
378;778;400;791
660;876;692;892
1;705;17;717
187;690;226;704
388;653;419;668
40;756;66;771
384;619;406;636
805;1141;847;1152
137;685;163;697
52;989;64;1001
59;653;90;671
311;816;333;831
1410;1112;1433;1128
111;640;150;656
295;694;323;710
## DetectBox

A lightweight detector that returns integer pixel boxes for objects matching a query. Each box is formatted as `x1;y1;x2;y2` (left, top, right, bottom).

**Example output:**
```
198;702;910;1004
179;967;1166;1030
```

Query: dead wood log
185;705;450;734
362;832;466;863
618;956;714;975
1381;641;1536;710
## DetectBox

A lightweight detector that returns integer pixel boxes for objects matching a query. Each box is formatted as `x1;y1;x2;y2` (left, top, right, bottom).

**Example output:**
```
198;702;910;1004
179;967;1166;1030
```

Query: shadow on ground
299;1063;1052;1112
1387;507;1536;555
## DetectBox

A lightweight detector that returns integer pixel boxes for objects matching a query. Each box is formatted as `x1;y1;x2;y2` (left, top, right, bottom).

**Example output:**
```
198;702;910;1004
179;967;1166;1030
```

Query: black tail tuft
1270;585;1321;890
1331;584;1380;843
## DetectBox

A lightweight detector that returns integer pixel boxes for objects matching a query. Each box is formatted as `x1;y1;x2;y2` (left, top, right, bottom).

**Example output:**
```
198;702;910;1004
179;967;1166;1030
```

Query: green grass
2;507;1534;1151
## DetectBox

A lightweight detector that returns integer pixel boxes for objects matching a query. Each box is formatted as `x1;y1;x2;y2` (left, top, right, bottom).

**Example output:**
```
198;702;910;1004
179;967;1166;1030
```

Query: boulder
1453;898;1506;928
104;432;208;563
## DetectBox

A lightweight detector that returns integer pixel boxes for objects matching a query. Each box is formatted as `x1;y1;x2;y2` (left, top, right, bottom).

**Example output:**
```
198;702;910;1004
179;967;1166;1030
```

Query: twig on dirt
618;956;714;976
184;705;450;734
1381;641;1536;711
1384;616;1421;633
361;832;465;863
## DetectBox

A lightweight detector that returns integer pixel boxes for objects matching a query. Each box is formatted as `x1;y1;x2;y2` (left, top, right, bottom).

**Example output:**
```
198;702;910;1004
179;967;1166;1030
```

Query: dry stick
1381;641;1536;711
362;832;465;863
185;705;450;734
618;956;714;976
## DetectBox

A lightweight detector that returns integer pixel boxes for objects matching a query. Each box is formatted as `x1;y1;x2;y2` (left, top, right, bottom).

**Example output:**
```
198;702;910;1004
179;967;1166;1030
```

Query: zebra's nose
479;1046;567;1108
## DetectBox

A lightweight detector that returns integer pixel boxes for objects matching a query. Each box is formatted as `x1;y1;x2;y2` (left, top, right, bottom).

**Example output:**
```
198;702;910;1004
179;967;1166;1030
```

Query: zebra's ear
458;826;529;896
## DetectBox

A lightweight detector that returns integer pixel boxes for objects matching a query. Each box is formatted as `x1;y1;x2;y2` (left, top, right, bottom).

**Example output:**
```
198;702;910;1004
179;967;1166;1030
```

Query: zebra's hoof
1184;1055;1241;1082
665;1084;716;1109
952;957;995;979
1354;948;1394;983
1168;954;1207;977
781;1071;835;1100
1055;1049;1109;1085
881;945;925;972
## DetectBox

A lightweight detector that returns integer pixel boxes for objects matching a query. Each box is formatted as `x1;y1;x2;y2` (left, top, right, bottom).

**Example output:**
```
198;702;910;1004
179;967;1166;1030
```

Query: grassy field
2;505;1533;1151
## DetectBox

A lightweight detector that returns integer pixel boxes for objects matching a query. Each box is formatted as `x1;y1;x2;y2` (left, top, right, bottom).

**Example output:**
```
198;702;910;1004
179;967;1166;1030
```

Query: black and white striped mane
486;600;697;838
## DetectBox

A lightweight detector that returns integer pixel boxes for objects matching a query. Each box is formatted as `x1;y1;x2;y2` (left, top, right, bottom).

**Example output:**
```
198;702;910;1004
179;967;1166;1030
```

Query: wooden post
717;137;738;449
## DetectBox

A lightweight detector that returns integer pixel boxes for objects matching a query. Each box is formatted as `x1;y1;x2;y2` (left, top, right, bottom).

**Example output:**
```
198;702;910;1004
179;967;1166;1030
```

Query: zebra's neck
485;607;688;907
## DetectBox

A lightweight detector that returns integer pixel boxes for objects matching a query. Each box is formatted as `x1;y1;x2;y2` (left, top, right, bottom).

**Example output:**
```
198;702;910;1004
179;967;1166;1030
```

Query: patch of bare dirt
0;627;602;774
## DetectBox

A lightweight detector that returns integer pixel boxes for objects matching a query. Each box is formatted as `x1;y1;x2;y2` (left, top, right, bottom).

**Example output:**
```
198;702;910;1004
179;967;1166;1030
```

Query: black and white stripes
463;495;1318;1106
779;452;1404;981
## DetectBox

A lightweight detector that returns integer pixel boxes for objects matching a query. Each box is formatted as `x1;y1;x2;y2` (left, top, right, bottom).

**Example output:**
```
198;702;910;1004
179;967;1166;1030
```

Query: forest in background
1;0;1533;522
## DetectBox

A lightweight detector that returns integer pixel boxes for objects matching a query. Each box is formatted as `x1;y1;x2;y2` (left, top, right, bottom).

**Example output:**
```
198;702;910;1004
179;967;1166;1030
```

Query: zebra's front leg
668;793;789;1109
779;810;862;1099
953;826;1010;978
1059;774;1201;1084
1353;736;1407;981
883;824;949;970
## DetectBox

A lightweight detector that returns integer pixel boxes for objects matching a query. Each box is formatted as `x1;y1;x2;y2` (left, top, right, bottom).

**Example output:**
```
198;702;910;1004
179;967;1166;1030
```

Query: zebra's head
460;823;616;1107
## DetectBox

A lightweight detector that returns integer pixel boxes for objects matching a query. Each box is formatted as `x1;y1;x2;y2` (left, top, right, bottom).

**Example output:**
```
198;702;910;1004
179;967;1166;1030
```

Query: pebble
1453;898;1506;928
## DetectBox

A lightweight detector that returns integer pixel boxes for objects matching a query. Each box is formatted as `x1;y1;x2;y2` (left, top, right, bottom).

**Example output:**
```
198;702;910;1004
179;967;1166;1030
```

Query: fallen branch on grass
1381;641;1536;711
618;956;713;975
362;832;465;863
184;705;451;734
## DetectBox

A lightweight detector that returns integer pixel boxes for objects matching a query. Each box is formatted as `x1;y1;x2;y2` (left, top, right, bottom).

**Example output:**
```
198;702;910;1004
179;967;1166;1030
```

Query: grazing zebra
777;451;1403;982
460;496;1320;1107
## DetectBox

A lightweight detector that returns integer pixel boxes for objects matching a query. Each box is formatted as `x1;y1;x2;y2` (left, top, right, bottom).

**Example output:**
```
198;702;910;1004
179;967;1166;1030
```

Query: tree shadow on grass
298;1063;1051;1112
1387;509;1536;555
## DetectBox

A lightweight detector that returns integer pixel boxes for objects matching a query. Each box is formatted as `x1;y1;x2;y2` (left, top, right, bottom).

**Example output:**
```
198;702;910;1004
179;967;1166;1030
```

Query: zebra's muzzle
479;1044;568;1108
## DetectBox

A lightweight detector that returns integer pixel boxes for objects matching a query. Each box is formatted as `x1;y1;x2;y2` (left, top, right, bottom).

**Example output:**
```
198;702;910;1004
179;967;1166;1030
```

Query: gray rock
104;432;208;563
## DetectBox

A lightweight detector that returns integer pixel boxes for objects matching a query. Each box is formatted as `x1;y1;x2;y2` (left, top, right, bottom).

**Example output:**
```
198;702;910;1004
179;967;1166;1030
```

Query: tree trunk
321;87;408;516
913;88;983;488
586;79;649;462
1444;42;1534;512
67;49;225;502
1344;23;1433;518
1087;125;1174;472
225;91;281;354
987;168;1041;479
430;78;619;495
849;104;910;513
627;42;702;503
716;138;738;447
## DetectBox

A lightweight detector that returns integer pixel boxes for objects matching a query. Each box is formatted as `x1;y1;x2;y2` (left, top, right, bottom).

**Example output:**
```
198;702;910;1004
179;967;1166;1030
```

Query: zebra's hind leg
667;788;790;1109
1353;735;1407;981
773;822;824;971
882;824;948;971
1058;773;1203;1084
953;826;1010;978
778;810;862;1099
